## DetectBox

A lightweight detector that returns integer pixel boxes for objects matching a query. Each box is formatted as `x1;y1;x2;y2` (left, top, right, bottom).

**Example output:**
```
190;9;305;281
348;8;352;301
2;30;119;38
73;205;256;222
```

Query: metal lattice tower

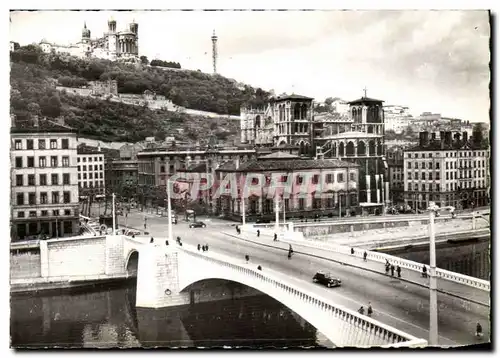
211;29;218;74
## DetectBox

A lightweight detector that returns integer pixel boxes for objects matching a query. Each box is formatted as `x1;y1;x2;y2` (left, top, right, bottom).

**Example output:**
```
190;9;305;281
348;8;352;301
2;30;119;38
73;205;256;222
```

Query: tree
140;56;149;65
324;97;335;106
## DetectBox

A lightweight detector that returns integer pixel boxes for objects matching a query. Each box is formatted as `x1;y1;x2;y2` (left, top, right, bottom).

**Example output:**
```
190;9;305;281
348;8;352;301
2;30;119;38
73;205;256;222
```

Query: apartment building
10;119;79;241
403;131;490;210
77;145;106;195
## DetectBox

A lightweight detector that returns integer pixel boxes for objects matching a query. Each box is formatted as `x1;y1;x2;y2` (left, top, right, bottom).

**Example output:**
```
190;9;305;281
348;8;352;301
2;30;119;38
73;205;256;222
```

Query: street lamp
166;178;174;242
426;201;455;346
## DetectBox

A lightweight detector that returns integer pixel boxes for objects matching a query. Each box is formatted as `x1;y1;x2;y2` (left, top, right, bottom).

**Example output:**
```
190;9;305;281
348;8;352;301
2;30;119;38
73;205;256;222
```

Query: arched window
293;104;300;119
301;103;308;120
367;125;374;134
305;142;310;156
368;140;376;156
346;141;355;156
299;141;305;155
339;142;345;157
358;141;366;156
352;108;357;121
255;115;261;128
377;139;383;155
332;143;337;157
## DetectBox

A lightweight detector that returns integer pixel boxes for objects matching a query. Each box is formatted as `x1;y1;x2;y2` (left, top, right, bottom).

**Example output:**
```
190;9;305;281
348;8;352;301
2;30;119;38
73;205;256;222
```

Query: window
436;162;440;169
415;162;419;169
50;156;58;167
422;153;426;158
296;175;303;185
51;174;58;185
312;175;319;184
415;173;419;180
89;173;93;179
51;192;59;204
17;211;25;218
281;175;288;182
428;162;433;169
40;174;47;186
40;192;48;204
407;162;412;169
14;140;22;150
62;139;69;149
39;156;46;168
38;139;46;149
50;139;57;149
446;172;449;180
429;153;433;158
28;193;36;205
429;172;433;180
337;173;344;182
63;191;70;203
99;164;103;170
83;165;87;171
436;172;440;180
326;174;333;183
16;193;24;205
28;174;35;186
160;165;165;173
26;139;34;150
422;173;426;180
16;175;23;186
408;173;412;180
100;180;104;187
41;210;48;217
313;198;322;209
83;173;87;180
95;181;99;187
298;198;305;210
52;209;59;217
83;157;87;162
63;173;70;185
62;157;69;167
64;209;71;216
15;157;22;168
27;156;34;168
350;172;356;181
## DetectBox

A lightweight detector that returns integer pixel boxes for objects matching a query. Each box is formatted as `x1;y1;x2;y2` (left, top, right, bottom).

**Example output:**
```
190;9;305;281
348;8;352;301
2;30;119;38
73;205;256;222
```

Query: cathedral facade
39;19;139;62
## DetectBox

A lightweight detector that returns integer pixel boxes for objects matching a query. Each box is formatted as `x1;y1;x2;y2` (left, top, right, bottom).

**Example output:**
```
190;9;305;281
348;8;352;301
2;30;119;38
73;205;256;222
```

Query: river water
10;281;329;349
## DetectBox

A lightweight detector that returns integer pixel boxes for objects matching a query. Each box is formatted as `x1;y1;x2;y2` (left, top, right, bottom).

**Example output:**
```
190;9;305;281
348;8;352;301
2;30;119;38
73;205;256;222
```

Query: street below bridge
119;211;490;347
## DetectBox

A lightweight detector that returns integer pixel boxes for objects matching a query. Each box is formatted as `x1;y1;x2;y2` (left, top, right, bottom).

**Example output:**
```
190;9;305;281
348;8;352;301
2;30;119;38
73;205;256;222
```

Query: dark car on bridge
312;271;342;288
189;221;207;229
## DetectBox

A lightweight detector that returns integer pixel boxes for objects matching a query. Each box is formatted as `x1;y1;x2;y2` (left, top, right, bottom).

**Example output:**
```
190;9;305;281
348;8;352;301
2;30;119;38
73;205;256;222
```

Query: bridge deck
226;231;490;307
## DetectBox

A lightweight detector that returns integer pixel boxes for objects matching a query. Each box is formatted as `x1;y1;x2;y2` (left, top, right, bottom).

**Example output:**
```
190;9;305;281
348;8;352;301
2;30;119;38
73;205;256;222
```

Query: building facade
214;158;359;222
10;121;80;240
39;19;139;62
386;146;405;204
383;105;413;134
77;146;106;195
240;94;314;156
403;131;490;210
314;94;388;213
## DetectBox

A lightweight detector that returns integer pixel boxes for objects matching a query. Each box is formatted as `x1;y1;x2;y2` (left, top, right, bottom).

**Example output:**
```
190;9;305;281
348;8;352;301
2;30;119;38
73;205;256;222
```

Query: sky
9;10;491;123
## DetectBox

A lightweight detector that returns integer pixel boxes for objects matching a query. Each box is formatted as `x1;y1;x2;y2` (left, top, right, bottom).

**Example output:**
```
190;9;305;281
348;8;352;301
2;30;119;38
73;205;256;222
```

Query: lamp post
112;193;116;236
167;179;173;242
427;201;455;346
275;195;280;233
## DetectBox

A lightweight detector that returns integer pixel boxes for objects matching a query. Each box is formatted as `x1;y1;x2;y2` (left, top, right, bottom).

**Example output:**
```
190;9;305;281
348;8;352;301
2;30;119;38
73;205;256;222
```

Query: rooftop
272;94;314;102
217;158;358;172
258;152;300;160
348;96;385;105
406;140;489;152
177;162;208;173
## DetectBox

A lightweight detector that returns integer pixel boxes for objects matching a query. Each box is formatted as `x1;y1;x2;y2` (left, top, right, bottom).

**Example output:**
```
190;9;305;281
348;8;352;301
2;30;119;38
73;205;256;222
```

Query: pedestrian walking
235;225;239;233
396;265;402;278
367;303;373;317
390;265;395;277
385;262;390;275
363;251;367;261
150;237;154;244
257;265;262;271
165;240;169;246
422;265;428;278
257;229;260;237
358;306;365;315
475;322;483;338
202;245;206;252
351;248;354;255
245;255;249;263
205;244;209;251
274;233;278;241
197;244;201;251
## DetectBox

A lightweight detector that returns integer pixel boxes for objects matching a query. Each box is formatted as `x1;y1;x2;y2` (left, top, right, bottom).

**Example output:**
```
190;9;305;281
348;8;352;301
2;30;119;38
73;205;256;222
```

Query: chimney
97;143;101;152
462;131;468;144
445;131;452;147
423;131;429;146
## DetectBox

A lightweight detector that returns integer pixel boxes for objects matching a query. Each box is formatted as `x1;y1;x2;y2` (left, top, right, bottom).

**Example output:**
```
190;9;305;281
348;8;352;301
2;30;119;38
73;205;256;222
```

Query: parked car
189;221;206;228
312;271;342;288
256;218;271;224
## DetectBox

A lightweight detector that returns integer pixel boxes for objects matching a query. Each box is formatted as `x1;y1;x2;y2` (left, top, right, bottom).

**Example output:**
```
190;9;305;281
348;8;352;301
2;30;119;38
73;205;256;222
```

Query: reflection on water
11;281;327;348
388;239;490;280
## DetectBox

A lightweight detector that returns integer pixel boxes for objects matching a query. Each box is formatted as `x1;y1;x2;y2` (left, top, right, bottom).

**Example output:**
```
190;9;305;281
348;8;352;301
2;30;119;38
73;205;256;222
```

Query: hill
9;45;270;142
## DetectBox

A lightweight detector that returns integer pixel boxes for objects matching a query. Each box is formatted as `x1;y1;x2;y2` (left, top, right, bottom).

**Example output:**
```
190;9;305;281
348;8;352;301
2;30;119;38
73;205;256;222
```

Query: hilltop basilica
39;18;139;62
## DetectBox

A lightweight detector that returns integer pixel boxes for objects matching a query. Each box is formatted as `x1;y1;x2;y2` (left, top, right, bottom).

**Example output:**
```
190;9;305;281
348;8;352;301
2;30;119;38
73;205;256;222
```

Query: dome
108;17;116;24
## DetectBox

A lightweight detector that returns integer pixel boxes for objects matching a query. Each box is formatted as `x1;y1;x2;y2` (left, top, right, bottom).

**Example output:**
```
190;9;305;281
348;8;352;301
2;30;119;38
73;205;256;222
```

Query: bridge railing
280;234;490;292
180;246;427;348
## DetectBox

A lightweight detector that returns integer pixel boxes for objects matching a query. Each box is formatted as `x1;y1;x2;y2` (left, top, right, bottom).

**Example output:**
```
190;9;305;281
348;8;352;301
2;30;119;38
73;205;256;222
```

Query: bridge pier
136;245;190;308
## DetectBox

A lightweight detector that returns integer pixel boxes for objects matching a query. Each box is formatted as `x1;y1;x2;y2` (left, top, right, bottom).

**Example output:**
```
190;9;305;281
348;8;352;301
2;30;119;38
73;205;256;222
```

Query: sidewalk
223;229;490;307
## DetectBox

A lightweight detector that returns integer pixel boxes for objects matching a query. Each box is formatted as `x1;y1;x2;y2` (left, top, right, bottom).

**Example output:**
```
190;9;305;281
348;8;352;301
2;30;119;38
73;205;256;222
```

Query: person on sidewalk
165;240;169;246
475;322;483;338
390;264;395;277
274;233;278;241
351;248;354;255
150;237;154;244
422;265;428;278
367;303;373;317
363;251;367;261
385;262;390;275
205;244;209;251
202;245;206;252
358;306;365;315
197;244;201;251
396;265;402;278
235;225;239;233
245;255;249;263
257;229;260;237
257;265;262;271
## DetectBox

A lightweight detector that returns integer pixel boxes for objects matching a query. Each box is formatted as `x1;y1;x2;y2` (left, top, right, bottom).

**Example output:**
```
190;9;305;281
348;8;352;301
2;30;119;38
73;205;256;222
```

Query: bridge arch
125;249;139;277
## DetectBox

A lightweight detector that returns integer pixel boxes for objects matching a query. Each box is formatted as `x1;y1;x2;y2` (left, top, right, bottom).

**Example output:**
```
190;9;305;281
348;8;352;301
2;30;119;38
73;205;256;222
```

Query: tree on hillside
140;56;149;65
324;97;334;106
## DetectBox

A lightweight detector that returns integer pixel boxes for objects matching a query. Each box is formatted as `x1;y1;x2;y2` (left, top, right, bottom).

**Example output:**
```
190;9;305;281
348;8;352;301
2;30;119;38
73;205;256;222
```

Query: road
119;212;490;347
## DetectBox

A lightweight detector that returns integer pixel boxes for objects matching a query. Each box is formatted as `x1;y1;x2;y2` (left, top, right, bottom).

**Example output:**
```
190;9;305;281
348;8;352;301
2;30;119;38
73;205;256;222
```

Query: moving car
189;221;206;228
312;271;342;288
